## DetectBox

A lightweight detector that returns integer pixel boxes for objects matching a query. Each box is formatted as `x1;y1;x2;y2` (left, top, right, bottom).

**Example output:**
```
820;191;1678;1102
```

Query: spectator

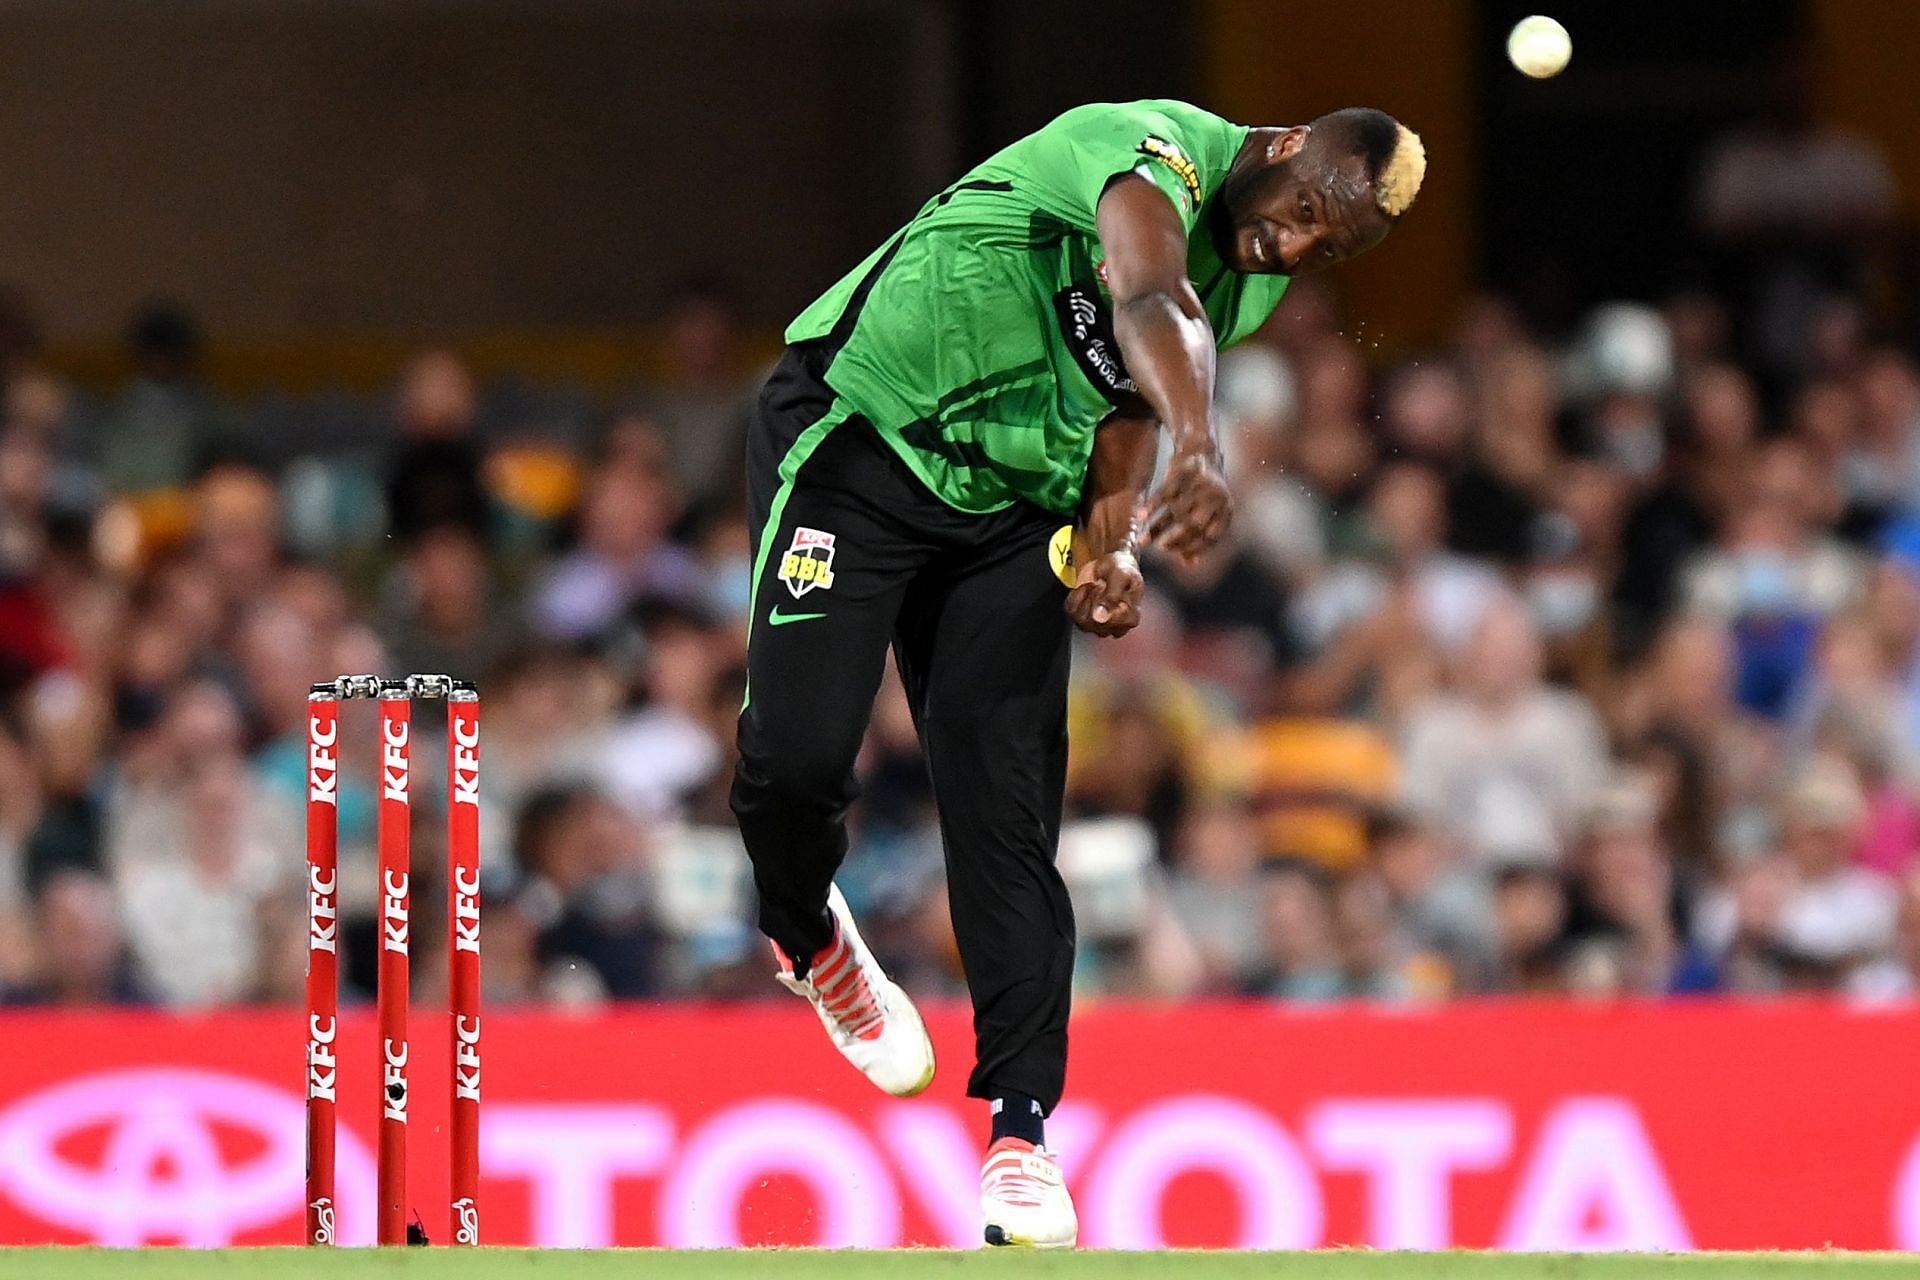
385;349;489;544
115;749;294;1006
94;302;231;494
1333;873;1423;1001
1619;616;1778;823
190;464;286;619
1247;859;1346;1001
1794;377;1881;540
1855;349;1920;520
1068;606;1225;856
1569;304;1675;488
1;870;142;1005
1289;337;1376;516
1790;613;1920;879
1663;291;1734;378
1699;757;1896;987
1451;347;1557;565
474;645;615;869
1400;597;1609;863
1165;796;1267;991
1677;363;1764;520
598;600;725;822
1564;773;1716;995
19;673;108;895
0;719;38;984
694;512;754;628
379;524;513;680
1066;689;1190;859
1681;438;1865;716
1287;463;1496;719
637;278;758;506
507;785;658;1000
1850;869;1920;1000
530;452;700;643
1366;812;1495;992
1485;859;1569;994
1058;816;1201;998
1217;344;1322;587
1352;463;1503;658
1149;543;1293;704
651;664;757;997
1623;726;1718;873
1524;463;1626;699
1380;360;1471;471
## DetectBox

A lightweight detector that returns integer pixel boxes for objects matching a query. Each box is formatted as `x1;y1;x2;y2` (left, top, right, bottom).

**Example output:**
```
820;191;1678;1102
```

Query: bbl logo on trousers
778;527;837;598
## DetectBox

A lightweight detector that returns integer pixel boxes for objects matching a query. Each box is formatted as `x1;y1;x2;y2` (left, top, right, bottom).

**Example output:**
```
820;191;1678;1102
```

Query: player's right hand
1148;445;1233;561
1065;549;1145;638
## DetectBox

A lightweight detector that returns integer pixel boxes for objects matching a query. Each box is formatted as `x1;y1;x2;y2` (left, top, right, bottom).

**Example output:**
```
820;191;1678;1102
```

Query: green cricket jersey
787;99;1291;516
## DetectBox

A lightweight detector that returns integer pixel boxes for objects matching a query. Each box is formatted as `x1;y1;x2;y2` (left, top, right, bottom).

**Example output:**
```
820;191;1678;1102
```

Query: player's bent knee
730;734;861;816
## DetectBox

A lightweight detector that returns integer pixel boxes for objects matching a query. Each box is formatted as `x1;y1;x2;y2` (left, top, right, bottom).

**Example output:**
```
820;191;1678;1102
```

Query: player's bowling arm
1096;176;1235;563
1095;175;1216;454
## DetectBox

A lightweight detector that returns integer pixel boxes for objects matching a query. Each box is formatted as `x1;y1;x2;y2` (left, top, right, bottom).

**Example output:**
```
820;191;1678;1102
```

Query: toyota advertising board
0;1002;1916;1251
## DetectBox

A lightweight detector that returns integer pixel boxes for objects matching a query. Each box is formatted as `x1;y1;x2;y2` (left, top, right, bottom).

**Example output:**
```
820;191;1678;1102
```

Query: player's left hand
1148;445;1233;561
1065;549;1145;638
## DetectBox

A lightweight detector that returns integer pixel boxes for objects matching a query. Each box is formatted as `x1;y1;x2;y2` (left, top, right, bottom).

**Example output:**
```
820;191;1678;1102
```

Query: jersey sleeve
1028;103;1212;234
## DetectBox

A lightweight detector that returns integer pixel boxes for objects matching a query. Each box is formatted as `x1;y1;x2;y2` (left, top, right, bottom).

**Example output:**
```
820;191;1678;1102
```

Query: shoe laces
777;929;887;1042
982;1138;1062;1209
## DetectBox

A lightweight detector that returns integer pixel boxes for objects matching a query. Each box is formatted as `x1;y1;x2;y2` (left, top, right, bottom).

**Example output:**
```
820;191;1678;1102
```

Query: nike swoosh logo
767;609;828;627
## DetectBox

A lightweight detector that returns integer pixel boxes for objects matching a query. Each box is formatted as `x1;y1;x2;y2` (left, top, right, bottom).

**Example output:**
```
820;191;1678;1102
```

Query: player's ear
1269;126;1311;164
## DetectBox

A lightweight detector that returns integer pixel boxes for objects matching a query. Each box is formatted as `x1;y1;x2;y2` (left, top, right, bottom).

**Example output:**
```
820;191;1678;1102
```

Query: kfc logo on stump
382;715;409;804
308;864;338;955
450;710;480;809
308;714;338;805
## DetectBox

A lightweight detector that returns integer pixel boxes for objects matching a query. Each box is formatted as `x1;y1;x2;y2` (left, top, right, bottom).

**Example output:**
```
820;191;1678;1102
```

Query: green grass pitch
0;1250;1913;1278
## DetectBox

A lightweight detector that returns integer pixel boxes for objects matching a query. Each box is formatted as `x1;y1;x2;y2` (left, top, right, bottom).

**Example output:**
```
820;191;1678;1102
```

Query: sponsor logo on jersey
1053;285;1138;402
778;527;837;599
1137;135;1201;212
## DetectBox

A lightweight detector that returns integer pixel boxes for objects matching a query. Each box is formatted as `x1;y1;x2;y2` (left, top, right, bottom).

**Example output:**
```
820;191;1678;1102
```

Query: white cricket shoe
981;1137;1077;1248
773;884;935;1098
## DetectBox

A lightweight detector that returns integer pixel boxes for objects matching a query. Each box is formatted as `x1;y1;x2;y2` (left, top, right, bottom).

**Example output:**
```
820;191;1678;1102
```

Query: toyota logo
0;1068;374;1245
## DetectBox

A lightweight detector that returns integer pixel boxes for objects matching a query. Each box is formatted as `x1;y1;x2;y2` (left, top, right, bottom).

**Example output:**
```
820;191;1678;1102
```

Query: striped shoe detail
774;929;886;1042
981;1138;1061;1211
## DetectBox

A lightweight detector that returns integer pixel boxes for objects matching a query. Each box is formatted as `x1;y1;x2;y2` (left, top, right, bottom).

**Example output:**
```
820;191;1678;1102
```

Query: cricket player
731;99;1423;1247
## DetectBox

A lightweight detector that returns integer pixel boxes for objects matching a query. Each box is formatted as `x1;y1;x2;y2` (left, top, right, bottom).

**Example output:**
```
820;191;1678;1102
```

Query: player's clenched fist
1065;549;1145;638
1149;445;1233;561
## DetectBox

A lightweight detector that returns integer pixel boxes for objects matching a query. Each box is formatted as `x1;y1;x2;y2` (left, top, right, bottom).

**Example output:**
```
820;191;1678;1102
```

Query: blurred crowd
5;126;1920;1011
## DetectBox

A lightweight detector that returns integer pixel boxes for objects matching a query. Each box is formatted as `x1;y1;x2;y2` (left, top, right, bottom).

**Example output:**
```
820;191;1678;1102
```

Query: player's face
1227;153;1390;277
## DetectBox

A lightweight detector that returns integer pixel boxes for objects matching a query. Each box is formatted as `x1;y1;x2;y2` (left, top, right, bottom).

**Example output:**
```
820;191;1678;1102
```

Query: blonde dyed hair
1373;125;1426;219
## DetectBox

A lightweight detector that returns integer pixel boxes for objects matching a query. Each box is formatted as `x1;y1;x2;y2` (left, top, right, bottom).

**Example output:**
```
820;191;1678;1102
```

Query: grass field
0;1250;1913;1278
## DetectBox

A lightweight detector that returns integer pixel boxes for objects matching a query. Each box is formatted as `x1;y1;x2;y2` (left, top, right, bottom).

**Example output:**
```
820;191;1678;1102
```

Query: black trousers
730;343;1076;1111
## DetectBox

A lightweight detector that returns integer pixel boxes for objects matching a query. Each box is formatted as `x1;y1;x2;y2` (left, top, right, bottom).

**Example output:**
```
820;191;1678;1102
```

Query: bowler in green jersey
730;99;1424;1247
